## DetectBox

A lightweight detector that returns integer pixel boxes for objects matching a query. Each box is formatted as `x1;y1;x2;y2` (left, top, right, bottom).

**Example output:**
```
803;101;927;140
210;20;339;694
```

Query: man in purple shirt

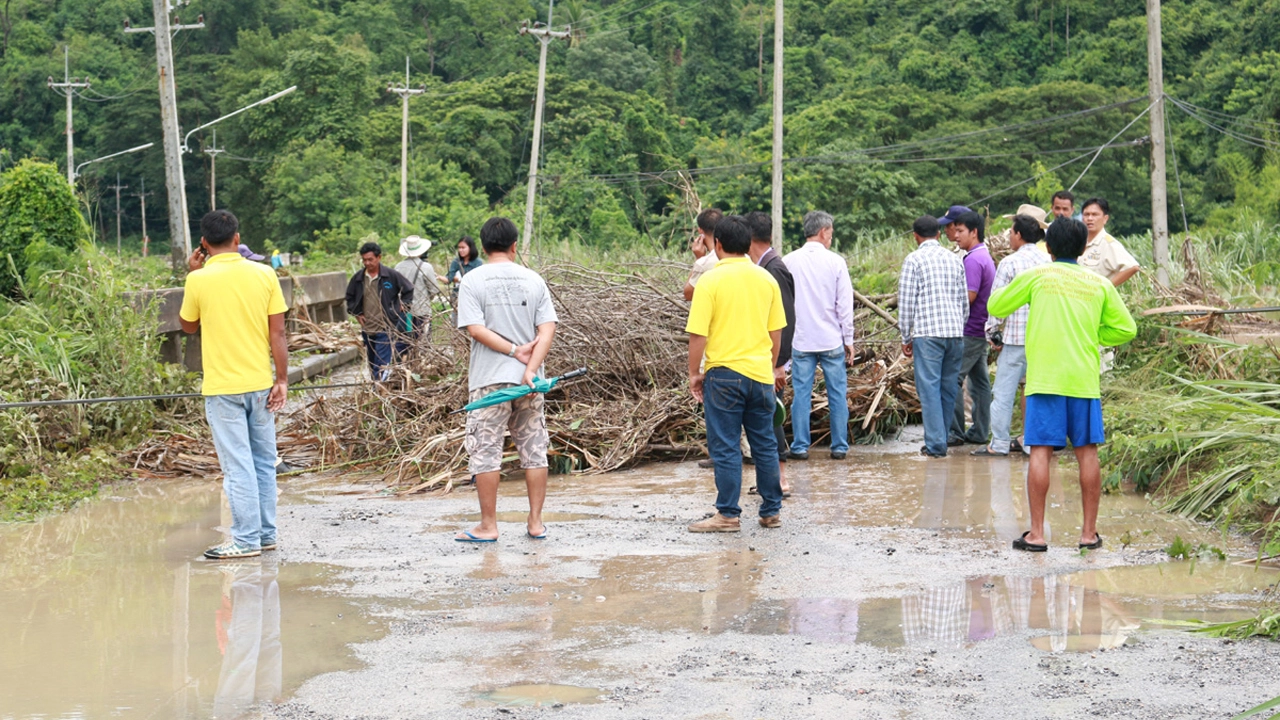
783;210;855;460
943;210;995;446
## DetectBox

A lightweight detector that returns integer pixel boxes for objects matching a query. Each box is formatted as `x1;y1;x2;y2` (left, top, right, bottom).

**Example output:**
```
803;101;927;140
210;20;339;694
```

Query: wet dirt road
3;429;1279;719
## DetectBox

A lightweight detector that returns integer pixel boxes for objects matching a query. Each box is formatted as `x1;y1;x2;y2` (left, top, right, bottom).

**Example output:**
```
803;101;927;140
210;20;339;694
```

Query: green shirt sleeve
1097;281;1138;347
986;269;1034;319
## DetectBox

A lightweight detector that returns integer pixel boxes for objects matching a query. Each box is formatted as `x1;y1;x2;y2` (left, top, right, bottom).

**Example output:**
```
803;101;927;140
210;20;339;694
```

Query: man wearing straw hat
394;234;442;340
973;209;1050;457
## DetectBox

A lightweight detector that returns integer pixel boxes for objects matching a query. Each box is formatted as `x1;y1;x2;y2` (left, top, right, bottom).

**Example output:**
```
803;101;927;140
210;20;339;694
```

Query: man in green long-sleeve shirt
987;218;1137;553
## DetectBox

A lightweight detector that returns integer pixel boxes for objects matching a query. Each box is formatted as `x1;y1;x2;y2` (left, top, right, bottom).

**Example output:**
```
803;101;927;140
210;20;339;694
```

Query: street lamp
182;86;297;153
72;142;155;181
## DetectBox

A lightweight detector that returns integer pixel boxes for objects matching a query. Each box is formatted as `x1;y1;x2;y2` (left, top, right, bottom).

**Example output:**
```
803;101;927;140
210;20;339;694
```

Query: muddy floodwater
3;429;1279;719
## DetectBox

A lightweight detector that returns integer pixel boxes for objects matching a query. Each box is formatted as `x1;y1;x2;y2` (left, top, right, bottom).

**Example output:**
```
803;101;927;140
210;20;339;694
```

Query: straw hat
398;235;432;257
1002;204;1049;229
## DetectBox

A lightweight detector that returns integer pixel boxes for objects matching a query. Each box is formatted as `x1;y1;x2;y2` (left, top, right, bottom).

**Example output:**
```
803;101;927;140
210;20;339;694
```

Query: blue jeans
950;336;993;444
912;337;963;456
704;368;784;518
362;331;394;381
206;390;278;548
789;347;849;454
988;344;1027;454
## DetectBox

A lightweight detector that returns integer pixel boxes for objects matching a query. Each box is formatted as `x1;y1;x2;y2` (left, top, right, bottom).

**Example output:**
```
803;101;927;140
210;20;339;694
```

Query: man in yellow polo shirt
180;210;289;560
686;215;787;532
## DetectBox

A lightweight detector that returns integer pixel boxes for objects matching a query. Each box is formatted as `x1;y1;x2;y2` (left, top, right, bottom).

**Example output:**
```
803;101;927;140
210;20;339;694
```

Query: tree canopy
1;0;1278;256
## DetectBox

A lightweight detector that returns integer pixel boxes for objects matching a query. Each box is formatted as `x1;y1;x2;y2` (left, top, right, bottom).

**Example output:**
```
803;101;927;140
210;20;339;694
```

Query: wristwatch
507;343;517;357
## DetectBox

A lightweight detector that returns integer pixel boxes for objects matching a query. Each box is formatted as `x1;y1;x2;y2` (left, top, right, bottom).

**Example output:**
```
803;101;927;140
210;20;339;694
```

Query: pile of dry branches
128;260;918;490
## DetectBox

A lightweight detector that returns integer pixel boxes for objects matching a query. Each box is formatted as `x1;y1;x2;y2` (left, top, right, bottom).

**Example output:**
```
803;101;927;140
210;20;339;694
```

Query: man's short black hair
1082;196;1110;215
1051;190;1075;205
1045;217;1088;259
913;215;939;238
1011;214;1046;244
743;211;772;243
696;208;724;233
359;241;382;257
954;211;984;241
714;215;752;255
480;216;519;253
201;210;239;246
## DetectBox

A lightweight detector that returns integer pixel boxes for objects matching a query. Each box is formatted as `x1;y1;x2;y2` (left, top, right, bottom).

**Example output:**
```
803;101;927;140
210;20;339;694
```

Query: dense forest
1;0;1278;256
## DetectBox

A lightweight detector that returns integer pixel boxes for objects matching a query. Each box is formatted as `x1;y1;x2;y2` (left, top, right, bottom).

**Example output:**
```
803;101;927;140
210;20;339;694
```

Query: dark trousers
362;331;394;381
704;367;784;518
950;335;993;444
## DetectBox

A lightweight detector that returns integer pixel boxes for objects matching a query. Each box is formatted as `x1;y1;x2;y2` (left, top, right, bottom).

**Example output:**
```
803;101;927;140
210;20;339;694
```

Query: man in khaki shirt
1079;197;1140;286
683;208;723;301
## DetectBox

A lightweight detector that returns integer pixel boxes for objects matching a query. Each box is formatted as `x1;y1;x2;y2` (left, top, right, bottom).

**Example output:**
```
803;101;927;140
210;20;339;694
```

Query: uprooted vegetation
127;259;920;494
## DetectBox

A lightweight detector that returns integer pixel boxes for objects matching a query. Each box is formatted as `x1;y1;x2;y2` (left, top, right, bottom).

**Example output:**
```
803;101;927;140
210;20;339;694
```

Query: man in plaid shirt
899;216;969;457
974;213;1050;457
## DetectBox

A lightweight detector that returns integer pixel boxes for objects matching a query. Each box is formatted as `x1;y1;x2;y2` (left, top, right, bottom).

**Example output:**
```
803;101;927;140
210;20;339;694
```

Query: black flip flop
970;447;1008;457
747;486;791;499
1079;535;1103;550
1012;531;1048;553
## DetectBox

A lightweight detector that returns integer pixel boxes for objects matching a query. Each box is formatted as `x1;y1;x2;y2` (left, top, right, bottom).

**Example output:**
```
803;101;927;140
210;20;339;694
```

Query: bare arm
466;324;520;356
267;312;289;412
180;317;199;334
1111;265;1140;287
688;333;707;402
968;290;978;303
683;281;696;302
769;329;781;369
521;322;557;386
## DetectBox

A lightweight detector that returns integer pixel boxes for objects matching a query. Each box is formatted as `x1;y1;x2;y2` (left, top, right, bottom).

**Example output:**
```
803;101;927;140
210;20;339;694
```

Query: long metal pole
521;34;551;253
1146;0;1171;286
401;57;410;227
209;129;216;210
770;0;784;252
151;0;191;269
65;66;74;184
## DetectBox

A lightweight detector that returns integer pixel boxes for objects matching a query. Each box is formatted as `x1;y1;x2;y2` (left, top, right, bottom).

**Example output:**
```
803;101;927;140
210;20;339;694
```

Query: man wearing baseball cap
936;205;972;246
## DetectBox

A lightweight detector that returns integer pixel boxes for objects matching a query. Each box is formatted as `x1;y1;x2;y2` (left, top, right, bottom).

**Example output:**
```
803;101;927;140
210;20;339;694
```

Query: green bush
0;160;90;296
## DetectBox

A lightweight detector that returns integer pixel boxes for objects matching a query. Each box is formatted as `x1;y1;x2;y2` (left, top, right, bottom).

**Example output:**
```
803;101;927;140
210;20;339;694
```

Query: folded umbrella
450;367;589;415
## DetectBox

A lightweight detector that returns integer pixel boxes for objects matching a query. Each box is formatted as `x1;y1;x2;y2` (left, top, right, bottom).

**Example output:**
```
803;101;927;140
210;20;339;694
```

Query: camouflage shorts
465;383;549;475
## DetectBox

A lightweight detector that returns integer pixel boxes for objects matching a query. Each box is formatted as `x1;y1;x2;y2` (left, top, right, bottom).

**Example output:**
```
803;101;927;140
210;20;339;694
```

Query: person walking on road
973;213;1049;457
898;216;969;458
454;217;558;543
783;211;855;460
686;216;787;532
945;210;996;447
988;218;1136;552
180;210;289;560
345;241;414;382
394;235;442;339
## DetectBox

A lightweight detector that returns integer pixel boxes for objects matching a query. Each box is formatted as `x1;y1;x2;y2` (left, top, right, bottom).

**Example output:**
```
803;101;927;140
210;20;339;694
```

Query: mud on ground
262;429;1280;720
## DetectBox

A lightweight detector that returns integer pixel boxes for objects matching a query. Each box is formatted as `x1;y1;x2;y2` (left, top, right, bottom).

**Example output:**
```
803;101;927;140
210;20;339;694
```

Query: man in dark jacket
746;211;796;494
345;241;414;381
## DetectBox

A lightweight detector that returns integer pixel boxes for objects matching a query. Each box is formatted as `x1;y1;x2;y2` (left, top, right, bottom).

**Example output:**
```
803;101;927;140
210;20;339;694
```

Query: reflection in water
214;562;283;719
0;482;388;720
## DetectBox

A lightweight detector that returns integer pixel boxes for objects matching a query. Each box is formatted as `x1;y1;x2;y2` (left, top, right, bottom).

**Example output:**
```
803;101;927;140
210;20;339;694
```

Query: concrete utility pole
1146;0;1171;286
47;46;91;185
518;2;571;253
770;0;784;252
125;0;204;271
134;178;154;258
108;172;128;253
203;128;223;210
387;56;425;228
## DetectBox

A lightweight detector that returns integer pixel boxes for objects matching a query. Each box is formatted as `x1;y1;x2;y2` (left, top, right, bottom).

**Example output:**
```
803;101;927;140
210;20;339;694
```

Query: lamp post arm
182;85;297;153
73;142;155;179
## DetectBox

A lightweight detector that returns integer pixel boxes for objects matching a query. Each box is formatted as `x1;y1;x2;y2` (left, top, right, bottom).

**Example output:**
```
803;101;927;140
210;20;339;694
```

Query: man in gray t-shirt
454;216;558;544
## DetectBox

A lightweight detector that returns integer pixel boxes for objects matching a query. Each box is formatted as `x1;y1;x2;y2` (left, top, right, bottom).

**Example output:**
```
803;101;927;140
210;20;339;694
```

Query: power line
1165;96;1280;131
1167;96;1280;151
586;0;715;38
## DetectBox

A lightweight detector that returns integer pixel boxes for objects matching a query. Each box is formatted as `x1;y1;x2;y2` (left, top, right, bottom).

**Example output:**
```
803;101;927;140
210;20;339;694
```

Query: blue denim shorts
1024;394;1105;449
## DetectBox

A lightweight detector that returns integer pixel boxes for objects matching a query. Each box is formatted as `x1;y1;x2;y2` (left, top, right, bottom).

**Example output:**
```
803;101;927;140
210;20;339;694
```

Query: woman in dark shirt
443;236;483;297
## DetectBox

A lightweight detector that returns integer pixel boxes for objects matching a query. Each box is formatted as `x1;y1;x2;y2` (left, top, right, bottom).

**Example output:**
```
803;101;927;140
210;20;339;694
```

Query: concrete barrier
134;271;352;373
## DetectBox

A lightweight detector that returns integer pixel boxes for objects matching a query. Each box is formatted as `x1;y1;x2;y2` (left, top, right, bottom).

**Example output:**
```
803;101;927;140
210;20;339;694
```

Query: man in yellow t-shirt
685;215;787;533
180;210;289;560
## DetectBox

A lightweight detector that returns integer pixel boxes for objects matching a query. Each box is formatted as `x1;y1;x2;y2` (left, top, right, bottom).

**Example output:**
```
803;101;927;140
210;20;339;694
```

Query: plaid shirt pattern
984;244;1049;345
897;240;968;343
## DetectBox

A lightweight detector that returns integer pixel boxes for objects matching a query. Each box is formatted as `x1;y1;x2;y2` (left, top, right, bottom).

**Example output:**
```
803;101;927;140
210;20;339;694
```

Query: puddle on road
559;440;1243;553
0;482;392;720
449;553;1277;667
477;683;603;707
